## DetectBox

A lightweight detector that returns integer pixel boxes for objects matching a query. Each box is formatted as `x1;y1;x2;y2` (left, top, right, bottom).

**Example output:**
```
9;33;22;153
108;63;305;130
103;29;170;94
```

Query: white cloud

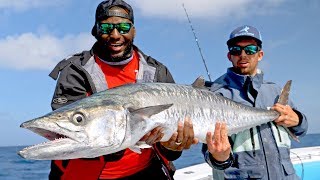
0;0;67;11
129;0;286;20
0;33;95;70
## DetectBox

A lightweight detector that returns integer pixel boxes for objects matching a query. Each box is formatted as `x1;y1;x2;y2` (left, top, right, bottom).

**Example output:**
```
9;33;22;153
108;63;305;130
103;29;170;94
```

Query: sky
0;0;319;146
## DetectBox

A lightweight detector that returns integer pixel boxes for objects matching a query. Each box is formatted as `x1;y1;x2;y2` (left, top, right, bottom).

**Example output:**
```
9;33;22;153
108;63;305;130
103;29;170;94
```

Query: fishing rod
182;3;212;82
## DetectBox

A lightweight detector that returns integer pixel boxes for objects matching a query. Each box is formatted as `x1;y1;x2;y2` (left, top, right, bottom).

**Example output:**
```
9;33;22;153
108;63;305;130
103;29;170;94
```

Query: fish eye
72;113;86;124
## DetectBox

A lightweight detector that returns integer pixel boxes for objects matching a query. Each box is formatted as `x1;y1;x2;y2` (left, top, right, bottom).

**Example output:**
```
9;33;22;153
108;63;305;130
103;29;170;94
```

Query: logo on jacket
53;96;68;104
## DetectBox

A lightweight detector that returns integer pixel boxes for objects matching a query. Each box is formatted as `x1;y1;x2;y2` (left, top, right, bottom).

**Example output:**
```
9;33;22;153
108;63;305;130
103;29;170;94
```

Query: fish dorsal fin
277;80;292;105
128;104;173;118
192;76;205;88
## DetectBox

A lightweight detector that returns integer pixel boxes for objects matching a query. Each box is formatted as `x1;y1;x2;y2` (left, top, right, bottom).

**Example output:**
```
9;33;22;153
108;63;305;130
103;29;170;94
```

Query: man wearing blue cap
48;0;197;179
202;25;308;179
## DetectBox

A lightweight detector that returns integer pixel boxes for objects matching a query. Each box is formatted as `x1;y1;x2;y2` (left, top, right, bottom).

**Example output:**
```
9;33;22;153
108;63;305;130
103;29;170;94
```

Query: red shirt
95;51;139;88
95;51;154;179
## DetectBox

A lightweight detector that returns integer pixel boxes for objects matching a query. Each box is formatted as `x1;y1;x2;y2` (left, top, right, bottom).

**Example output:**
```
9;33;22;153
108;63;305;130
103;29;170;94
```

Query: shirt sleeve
289;109;308;137
154;142;182;161
202;144;233;170
50;63;89;110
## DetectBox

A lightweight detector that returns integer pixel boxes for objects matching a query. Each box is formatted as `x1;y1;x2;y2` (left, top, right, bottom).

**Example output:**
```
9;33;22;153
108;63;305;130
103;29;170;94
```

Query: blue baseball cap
227;25;262;47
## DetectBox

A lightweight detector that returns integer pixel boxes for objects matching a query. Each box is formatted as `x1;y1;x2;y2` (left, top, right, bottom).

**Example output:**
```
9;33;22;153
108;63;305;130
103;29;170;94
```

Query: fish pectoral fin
136;141;152;149
129;146;142;154
191;76;205;88
129;142;152;154
128;104;173;118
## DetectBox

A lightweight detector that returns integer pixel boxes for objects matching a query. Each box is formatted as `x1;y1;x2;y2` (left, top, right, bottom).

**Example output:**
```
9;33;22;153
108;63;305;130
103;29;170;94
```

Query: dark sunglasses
99;22;132;34
229;45;261;56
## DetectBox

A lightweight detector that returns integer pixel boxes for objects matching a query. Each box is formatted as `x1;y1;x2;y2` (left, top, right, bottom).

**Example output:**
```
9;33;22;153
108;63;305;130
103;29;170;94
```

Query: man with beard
48;0;197;179
202;25;308;179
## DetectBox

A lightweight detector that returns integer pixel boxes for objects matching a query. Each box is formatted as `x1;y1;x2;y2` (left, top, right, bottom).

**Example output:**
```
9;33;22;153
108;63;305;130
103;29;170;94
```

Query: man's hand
272;103;299;127
206;122;231;162
161;117;199;151
140;126;164;145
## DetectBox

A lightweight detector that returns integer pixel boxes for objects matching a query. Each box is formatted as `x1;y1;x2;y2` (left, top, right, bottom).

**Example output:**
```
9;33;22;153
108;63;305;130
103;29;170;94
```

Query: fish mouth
18;137;81;160
18;125;83;160
18;118;87;160
20;120;79;142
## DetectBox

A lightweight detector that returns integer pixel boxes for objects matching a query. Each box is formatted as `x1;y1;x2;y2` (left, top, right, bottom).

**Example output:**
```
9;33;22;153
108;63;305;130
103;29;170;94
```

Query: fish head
18;103;127;160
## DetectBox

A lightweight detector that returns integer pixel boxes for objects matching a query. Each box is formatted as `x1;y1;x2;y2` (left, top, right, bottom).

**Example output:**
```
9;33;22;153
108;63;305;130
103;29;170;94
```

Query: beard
95;38;134;62
109;41;133;62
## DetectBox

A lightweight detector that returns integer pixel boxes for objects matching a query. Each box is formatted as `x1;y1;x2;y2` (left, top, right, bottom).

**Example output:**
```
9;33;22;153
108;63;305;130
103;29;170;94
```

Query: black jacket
48;45;179;180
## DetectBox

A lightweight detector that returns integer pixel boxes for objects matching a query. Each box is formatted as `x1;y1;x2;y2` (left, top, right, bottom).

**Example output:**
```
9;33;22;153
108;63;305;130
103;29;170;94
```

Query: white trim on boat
290;146;320;164
174;146;320;180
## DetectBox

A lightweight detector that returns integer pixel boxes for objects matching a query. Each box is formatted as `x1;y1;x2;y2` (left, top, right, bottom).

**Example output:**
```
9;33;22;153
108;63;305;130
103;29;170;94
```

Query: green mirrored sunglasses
99;22;132;35
229;45;261;56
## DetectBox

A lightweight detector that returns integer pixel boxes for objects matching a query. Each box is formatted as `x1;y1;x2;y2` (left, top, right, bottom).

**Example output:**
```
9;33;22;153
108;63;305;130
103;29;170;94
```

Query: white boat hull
174;146;320;180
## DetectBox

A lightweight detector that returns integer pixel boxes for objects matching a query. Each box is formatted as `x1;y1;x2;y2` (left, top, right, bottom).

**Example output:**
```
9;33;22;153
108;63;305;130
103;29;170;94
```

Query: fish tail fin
277;80;292;105
277;80;299;142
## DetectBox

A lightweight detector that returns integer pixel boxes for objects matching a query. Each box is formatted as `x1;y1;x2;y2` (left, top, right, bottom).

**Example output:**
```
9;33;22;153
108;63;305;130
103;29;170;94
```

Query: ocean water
1;134;320;180
0;146;49;180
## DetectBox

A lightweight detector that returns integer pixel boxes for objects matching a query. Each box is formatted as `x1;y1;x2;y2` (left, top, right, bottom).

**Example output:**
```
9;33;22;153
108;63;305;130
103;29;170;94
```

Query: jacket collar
225;68;264;90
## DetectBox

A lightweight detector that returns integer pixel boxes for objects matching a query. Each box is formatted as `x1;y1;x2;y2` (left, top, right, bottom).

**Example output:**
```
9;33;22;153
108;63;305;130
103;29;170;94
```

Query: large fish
18;78;292;160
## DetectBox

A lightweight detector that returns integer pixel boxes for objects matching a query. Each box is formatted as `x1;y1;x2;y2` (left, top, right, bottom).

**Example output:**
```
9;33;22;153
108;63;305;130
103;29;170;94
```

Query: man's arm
202;144;234;170
50;62;88;110
203;122;233;170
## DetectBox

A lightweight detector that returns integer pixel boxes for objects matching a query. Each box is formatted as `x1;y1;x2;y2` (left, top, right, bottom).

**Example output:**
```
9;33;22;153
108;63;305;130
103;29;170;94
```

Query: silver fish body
18;82;279;160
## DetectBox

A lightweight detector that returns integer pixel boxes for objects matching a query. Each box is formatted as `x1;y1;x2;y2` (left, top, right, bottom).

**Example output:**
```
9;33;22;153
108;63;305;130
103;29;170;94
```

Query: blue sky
0;0;319;146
